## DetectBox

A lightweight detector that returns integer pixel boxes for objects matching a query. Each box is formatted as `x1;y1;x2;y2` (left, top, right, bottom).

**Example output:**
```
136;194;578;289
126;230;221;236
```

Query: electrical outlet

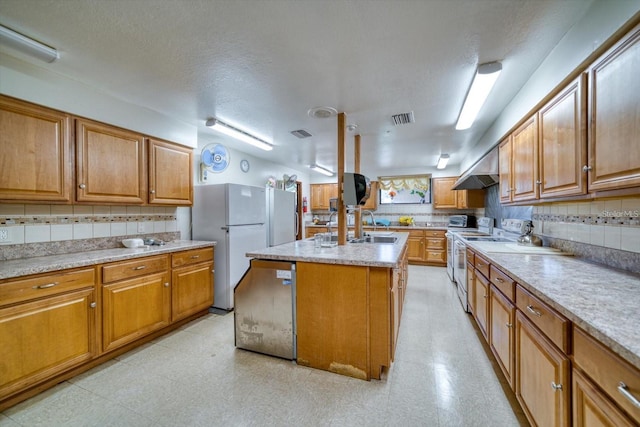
137;222;145;233
0;227;11;243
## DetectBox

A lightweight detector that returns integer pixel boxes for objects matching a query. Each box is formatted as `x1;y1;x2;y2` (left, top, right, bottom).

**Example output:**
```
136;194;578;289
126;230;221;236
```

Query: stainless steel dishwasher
234;259;296;360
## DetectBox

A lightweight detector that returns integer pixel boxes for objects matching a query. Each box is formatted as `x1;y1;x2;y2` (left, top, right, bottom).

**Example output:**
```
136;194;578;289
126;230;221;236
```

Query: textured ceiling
0;0;594;176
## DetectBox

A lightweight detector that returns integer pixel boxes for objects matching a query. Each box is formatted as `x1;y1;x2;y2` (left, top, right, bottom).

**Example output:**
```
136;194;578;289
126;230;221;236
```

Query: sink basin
366;236;397;244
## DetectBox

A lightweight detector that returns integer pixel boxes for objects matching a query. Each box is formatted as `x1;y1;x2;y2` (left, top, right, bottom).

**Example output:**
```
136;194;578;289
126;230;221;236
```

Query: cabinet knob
535;180;542;185
618;382;640;408
90;302;97;308
483;294;488;299
526;304;542;317
582;165;592;172
506;323;513;328
150;190;156;194
79;183;86;189
212;269;215;273
164;282;170;287
551;382;563;391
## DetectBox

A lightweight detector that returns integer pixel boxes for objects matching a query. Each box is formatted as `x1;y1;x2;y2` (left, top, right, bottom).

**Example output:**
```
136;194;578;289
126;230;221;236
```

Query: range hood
452;147;499;190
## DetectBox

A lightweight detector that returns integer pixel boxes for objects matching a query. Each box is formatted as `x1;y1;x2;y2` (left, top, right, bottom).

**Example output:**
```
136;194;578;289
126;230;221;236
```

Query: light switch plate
0;227;11;243
137;222;145;233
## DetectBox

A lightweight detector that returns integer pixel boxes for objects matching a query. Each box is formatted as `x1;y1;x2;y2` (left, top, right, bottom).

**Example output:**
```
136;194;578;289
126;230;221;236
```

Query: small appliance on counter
447;214;476;229
517;220;542;246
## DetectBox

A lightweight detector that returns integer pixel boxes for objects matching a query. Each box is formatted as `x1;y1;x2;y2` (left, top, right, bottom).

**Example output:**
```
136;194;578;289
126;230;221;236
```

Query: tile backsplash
532;197;640;254
0;204;180;260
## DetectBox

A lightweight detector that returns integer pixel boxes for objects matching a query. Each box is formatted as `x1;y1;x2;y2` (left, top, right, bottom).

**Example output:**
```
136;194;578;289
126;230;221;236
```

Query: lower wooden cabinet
472;270;490;341
0;268;97;404
406;230;424;262
1;247;214;411
515;310;571;427
171;250;214;322
572;368;637;427
490;285;516;389
102;271;171;352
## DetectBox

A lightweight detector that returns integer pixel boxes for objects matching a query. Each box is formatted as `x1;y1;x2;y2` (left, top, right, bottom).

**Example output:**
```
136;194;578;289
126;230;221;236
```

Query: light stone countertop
0;240;216;280
247;232;409;268
468;242;640;371
306;224;449;231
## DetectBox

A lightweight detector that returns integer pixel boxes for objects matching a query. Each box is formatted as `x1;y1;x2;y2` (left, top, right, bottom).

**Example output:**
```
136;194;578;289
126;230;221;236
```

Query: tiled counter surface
468;243;640;371
247;232;409;268
0;240;216;280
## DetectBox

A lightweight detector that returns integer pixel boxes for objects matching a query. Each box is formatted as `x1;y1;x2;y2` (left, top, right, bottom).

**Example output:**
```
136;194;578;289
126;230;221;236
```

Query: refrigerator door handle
294;211;299;236
221;226;229;231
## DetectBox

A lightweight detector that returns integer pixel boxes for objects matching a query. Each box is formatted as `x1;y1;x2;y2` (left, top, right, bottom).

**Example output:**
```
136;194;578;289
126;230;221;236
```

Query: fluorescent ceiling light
206;118;273;151
436;154;450;169
0;24;59;63
455;62;502;130
309;164;334;176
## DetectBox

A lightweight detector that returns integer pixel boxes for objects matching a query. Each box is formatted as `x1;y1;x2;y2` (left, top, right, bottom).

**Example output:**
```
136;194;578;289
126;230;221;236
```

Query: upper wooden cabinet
511;115;539;202
148;138;193;206
499;136;513;203
539;74;588;199
587;24;640;192
310;183;338;211
0;96;72;203
362;180;378;210
433;177;484;209
76;118;147;204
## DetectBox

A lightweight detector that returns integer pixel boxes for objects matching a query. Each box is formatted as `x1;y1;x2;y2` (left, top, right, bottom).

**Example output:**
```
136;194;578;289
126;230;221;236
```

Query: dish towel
375;219;391;227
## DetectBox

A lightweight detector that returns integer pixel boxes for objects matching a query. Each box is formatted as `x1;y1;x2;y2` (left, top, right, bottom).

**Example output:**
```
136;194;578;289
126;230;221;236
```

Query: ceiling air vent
391;111;415;126
291;129;312;139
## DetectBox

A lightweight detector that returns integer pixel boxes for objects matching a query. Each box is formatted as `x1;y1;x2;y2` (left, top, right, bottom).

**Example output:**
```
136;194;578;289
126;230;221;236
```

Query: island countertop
246;232;409;268
467;242;640;371
0;240;216;280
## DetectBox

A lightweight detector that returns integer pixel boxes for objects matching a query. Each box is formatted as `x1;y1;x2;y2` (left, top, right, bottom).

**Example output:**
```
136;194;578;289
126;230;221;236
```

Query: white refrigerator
266;188;297;247
192;184;267;311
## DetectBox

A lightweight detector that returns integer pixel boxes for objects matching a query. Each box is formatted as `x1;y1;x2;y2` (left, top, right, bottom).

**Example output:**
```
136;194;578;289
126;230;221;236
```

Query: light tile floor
1;266;528;426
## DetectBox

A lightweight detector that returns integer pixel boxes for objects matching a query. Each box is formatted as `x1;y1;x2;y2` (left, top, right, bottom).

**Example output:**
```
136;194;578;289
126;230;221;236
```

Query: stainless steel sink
366;235;397;244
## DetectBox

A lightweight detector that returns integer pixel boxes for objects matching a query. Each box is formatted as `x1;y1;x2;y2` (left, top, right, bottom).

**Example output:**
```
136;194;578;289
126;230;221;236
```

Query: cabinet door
516;311;570;427
390;268;401;360
539;75;588;199
499;137;513;203
512;115;539;202
572;368;636;427
490;285;515;389
362;181;378;210
325;184;338;208
473;270;490;341
172;262;214;322
587;24;640;192
102;272;170;352
432;177;457;209
76;118;146;204
0;96;72;202
148;138;193;206
466;263;475;314
407;235;424;262
310;184;325;210
0;288;97;400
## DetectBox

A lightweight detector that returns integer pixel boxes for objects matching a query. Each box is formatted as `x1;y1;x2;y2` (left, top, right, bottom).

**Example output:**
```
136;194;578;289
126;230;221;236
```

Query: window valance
378;174;431;192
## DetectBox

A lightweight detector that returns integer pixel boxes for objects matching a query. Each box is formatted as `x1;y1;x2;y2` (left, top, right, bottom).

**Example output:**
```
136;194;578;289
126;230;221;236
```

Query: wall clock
240;159;250;173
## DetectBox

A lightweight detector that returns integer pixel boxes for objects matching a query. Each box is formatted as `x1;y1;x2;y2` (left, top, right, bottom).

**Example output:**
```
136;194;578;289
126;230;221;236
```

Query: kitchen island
246;232;409;380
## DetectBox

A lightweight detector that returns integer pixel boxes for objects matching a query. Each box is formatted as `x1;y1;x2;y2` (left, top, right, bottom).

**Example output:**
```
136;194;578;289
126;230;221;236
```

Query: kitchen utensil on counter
121;238;144;248
517;221;542;246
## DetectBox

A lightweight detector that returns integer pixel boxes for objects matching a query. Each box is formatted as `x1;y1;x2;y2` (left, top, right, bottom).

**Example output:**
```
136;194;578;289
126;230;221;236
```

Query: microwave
448;215;476;228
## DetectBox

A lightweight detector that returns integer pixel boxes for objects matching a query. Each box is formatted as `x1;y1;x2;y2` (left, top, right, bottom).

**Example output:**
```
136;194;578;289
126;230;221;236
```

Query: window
378;174;431;204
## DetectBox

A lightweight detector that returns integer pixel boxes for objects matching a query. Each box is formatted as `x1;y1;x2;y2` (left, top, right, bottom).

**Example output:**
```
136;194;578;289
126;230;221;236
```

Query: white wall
461;0;640;171
0;53;197;147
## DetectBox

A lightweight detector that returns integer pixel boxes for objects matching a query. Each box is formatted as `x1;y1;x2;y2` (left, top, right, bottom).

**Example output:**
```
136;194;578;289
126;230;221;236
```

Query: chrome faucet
327;211;337;234
362;210;376;233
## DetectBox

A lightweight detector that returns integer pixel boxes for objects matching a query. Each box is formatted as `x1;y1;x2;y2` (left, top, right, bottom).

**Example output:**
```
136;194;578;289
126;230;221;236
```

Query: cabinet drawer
573;327;640;422
516;285;570;353
425;238;445;249
474;253;490;279
489;265;516;302
0;268;96;306
102;255;168;284
171;248;214;268
425;230;444;238
466;248;475;265
407;229;424;238
425;250;446;263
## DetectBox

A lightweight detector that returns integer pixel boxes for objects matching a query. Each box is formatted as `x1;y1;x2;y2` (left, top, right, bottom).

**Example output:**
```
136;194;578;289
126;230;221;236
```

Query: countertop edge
468;242;640;371
0;240;216;280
